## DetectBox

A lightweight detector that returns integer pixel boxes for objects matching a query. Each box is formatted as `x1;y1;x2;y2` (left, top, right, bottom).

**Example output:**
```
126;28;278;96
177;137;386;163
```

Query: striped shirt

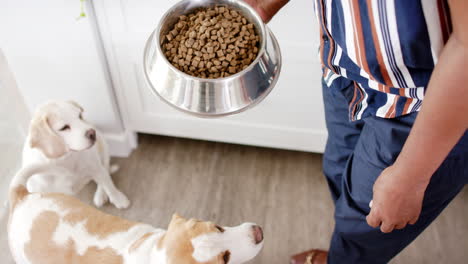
314;0;452;120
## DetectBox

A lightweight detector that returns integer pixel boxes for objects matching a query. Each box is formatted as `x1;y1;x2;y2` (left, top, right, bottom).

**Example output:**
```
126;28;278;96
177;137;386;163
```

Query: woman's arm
366;0;468;233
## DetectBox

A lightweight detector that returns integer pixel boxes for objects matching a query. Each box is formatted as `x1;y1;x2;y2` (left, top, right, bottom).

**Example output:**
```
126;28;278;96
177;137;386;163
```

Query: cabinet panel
95;0;327;152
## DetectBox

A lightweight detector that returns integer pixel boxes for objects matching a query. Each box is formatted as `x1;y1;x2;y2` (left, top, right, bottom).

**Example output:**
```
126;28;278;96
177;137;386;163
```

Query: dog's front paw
93;188;109;208
110;191;130;209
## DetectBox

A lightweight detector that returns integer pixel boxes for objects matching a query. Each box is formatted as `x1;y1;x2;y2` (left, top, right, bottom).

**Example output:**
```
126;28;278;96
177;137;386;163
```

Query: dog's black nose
86;129;96;142
252;225;263;244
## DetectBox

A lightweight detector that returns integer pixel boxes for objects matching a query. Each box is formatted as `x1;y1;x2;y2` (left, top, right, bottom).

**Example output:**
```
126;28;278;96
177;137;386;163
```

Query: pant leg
322;78;364;202
328;113;468;264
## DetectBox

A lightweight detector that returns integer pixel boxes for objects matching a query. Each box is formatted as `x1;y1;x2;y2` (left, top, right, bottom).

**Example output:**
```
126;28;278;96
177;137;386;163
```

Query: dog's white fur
8;164;264;264
22;101;129;209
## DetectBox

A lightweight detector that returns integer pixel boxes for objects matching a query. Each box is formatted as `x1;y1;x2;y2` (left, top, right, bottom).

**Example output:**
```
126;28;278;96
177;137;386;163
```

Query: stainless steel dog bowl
143;0;282;117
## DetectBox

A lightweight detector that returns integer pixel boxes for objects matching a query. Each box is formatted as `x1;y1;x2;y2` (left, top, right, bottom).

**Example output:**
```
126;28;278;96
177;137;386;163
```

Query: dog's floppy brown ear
29;114;67;159
172;213;183;221
67;100;83;112
167;213;187;230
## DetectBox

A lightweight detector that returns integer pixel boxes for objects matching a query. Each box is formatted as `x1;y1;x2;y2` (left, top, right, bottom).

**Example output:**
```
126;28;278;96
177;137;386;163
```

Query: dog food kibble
162;6;260;79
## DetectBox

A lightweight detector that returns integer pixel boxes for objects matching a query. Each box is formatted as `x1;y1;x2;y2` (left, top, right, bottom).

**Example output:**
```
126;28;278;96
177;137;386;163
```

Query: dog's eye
79;113;83;119
215;225;225;232
59;125;70;131
222;251;230;263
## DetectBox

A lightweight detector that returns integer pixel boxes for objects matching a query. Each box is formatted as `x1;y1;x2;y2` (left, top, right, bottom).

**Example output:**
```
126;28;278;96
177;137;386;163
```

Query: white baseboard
103;130;138;157
132;114;328;154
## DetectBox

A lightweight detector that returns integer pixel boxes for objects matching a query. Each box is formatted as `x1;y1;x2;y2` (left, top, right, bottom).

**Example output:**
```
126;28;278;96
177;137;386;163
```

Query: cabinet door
94;0;327;153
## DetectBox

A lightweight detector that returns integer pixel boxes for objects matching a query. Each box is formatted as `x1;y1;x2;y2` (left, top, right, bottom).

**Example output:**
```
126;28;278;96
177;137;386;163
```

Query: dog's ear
29;114;68;159
167;213;187;229
67;100;83;112
172;213;183;220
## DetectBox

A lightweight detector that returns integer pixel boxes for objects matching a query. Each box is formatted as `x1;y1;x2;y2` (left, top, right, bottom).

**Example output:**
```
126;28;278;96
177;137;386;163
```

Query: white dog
8;164;264;264
22;100;129;209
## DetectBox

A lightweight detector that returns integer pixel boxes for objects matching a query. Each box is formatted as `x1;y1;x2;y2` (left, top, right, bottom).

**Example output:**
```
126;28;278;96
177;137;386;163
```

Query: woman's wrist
261;0;289;22
392;157;433;188
244;0;289;23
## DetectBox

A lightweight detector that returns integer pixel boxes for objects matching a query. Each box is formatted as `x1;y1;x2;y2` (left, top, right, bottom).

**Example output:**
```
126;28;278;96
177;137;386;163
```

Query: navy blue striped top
315;0;452;120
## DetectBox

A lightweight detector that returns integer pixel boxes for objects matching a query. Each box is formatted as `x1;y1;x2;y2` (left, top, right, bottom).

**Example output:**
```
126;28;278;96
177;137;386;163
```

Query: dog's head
158;214;264;264
29;101;97;159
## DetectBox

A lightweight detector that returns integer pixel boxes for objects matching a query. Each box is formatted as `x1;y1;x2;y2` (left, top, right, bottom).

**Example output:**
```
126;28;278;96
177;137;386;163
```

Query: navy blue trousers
322;78;468;263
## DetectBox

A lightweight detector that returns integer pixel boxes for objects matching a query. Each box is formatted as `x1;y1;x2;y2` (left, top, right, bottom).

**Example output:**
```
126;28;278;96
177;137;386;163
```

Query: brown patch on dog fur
8;186;30;231
129;232;154;253
9;186;29;211
158;214;228;264
24;211;123;264
44;192;138;238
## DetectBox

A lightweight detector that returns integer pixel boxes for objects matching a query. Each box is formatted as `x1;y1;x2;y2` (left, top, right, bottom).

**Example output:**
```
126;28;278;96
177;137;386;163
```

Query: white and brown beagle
22;101;129;209
8;164;264;264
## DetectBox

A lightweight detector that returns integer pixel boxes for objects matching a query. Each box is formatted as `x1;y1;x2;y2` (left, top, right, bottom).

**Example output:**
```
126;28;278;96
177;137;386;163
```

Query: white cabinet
1;0;326;155
94;0;327;153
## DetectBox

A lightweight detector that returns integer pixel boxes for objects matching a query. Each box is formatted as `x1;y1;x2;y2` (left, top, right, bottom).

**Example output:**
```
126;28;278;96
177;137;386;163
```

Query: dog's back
8;165;154;264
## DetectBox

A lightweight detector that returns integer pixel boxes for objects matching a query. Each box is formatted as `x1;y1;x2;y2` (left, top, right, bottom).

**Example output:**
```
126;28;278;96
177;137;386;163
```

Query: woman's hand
366;165;429;233
366;0;468;234
243;0;289;23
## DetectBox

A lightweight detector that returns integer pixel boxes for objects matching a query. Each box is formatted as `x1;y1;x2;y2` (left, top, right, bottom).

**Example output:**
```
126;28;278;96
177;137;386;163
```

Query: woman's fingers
394;222;407;230
366;209;381;228
380;222;395;233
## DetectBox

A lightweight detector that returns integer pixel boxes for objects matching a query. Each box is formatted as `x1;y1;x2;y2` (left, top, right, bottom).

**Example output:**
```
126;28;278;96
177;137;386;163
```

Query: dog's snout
252;225;263;244
86;129;96;142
